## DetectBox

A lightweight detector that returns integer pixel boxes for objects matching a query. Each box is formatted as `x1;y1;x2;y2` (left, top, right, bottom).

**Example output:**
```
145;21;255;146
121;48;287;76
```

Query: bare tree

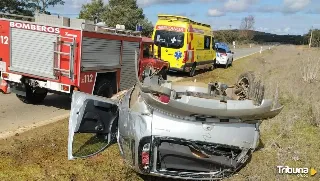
239;15;255;41
240;15;255;30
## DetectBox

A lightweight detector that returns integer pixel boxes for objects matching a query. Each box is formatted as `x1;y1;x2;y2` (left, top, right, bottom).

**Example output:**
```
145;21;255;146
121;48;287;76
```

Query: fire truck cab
0;13;168;104
140;37;169;80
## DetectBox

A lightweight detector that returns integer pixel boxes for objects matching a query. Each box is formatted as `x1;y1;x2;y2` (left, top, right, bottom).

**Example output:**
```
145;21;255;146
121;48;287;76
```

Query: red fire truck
0;14;169;103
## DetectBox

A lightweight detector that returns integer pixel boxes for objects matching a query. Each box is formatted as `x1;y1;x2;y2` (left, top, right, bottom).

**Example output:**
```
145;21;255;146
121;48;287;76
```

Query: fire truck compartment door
9;28;56;79
120;41;140;90
81;37;121;68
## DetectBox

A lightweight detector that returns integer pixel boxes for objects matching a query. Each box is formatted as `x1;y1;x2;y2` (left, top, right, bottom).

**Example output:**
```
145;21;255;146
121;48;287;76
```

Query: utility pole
309;26;313;48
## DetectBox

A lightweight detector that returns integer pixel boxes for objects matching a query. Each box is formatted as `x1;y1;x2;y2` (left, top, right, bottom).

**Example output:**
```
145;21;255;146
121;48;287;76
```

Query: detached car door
68;91;119;160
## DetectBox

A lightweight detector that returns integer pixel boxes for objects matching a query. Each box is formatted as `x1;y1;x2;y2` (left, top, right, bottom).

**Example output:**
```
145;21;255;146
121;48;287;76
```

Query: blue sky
48;0;320;35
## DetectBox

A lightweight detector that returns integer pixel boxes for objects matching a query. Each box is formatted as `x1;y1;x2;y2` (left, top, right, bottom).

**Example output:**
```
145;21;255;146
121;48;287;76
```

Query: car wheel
224;60;229;69
93;79;113;98
237;71;265;105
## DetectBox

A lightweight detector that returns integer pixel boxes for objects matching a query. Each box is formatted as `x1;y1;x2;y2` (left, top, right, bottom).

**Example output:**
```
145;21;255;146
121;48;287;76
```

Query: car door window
68;91;119;160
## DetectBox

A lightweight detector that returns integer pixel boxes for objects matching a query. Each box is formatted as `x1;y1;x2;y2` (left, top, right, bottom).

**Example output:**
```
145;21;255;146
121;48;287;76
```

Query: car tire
237;71;265;105
16;86;47;104
224;60;229;69
93;79;113;98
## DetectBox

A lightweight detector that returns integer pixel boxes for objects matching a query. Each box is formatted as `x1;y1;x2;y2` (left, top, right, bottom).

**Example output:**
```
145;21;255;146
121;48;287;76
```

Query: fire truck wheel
93;80;113;98
16;88;48;104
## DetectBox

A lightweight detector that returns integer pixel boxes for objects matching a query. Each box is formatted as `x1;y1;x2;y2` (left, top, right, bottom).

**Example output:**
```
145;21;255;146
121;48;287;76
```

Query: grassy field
0;45;319;181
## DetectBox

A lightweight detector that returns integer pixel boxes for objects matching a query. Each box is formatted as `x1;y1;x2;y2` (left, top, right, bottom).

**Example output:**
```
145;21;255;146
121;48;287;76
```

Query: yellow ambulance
152;14;216;77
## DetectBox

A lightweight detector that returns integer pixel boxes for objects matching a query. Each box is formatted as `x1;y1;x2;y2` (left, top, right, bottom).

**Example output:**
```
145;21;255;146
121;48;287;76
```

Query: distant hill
213;29;306;45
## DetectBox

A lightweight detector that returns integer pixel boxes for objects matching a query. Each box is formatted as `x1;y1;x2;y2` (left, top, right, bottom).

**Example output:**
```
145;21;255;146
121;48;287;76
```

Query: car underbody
68;62;283;180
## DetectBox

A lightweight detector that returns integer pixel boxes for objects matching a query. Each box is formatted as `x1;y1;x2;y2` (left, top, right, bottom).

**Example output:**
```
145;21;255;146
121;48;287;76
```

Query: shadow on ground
168;68;215;80
140;175;184;181
39;93;71;110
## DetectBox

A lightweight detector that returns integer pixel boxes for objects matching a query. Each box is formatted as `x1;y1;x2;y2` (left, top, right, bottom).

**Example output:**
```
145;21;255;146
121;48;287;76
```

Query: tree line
78;0;153;36
0;0;64;15
0;0;153;36
304;29;320;47
214;29;316;46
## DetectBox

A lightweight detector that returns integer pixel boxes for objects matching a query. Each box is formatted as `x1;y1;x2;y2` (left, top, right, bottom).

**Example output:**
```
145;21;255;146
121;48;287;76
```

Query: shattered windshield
154;30;184;49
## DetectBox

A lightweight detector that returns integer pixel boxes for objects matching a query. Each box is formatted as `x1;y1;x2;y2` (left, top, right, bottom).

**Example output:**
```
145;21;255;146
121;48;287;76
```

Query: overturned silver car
68;60;283;180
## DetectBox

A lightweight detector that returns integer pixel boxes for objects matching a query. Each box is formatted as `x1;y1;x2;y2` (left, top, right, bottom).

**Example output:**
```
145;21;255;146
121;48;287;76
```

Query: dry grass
180;45;320;180
227;46;320;180
0;46;319;181
301;57;320;83
0;119;172;181
178;50;272;84
0;119;140;181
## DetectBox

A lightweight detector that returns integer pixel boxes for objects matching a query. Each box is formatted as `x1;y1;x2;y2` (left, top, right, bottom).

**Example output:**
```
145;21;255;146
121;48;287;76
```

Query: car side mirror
231;52;234;54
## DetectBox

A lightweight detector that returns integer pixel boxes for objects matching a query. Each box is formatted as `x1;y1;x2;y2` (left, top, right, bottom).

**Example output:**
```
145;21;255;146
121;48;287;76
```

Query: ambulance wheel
93;79;113;98
213;59;217;69
16;87;48;104
189;64;196;77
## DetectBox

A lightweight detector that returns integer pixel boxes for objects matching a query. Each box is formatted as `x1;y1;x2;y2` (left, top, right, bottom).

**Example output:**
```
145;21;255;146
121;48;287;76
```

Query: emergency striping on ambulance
188;26;204;34
155;25;185;32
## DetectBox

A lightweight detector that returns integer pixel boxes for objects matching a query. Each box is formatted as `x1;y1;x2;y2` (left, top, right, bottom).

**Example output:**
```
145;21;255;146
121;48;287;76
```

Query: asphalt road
0;46;269;136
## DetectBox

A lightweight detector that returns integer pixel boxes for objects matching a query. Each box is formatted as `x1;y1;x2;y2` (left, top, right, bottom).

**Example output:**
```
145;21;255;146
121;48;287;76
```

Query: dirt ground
0;45;319;181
